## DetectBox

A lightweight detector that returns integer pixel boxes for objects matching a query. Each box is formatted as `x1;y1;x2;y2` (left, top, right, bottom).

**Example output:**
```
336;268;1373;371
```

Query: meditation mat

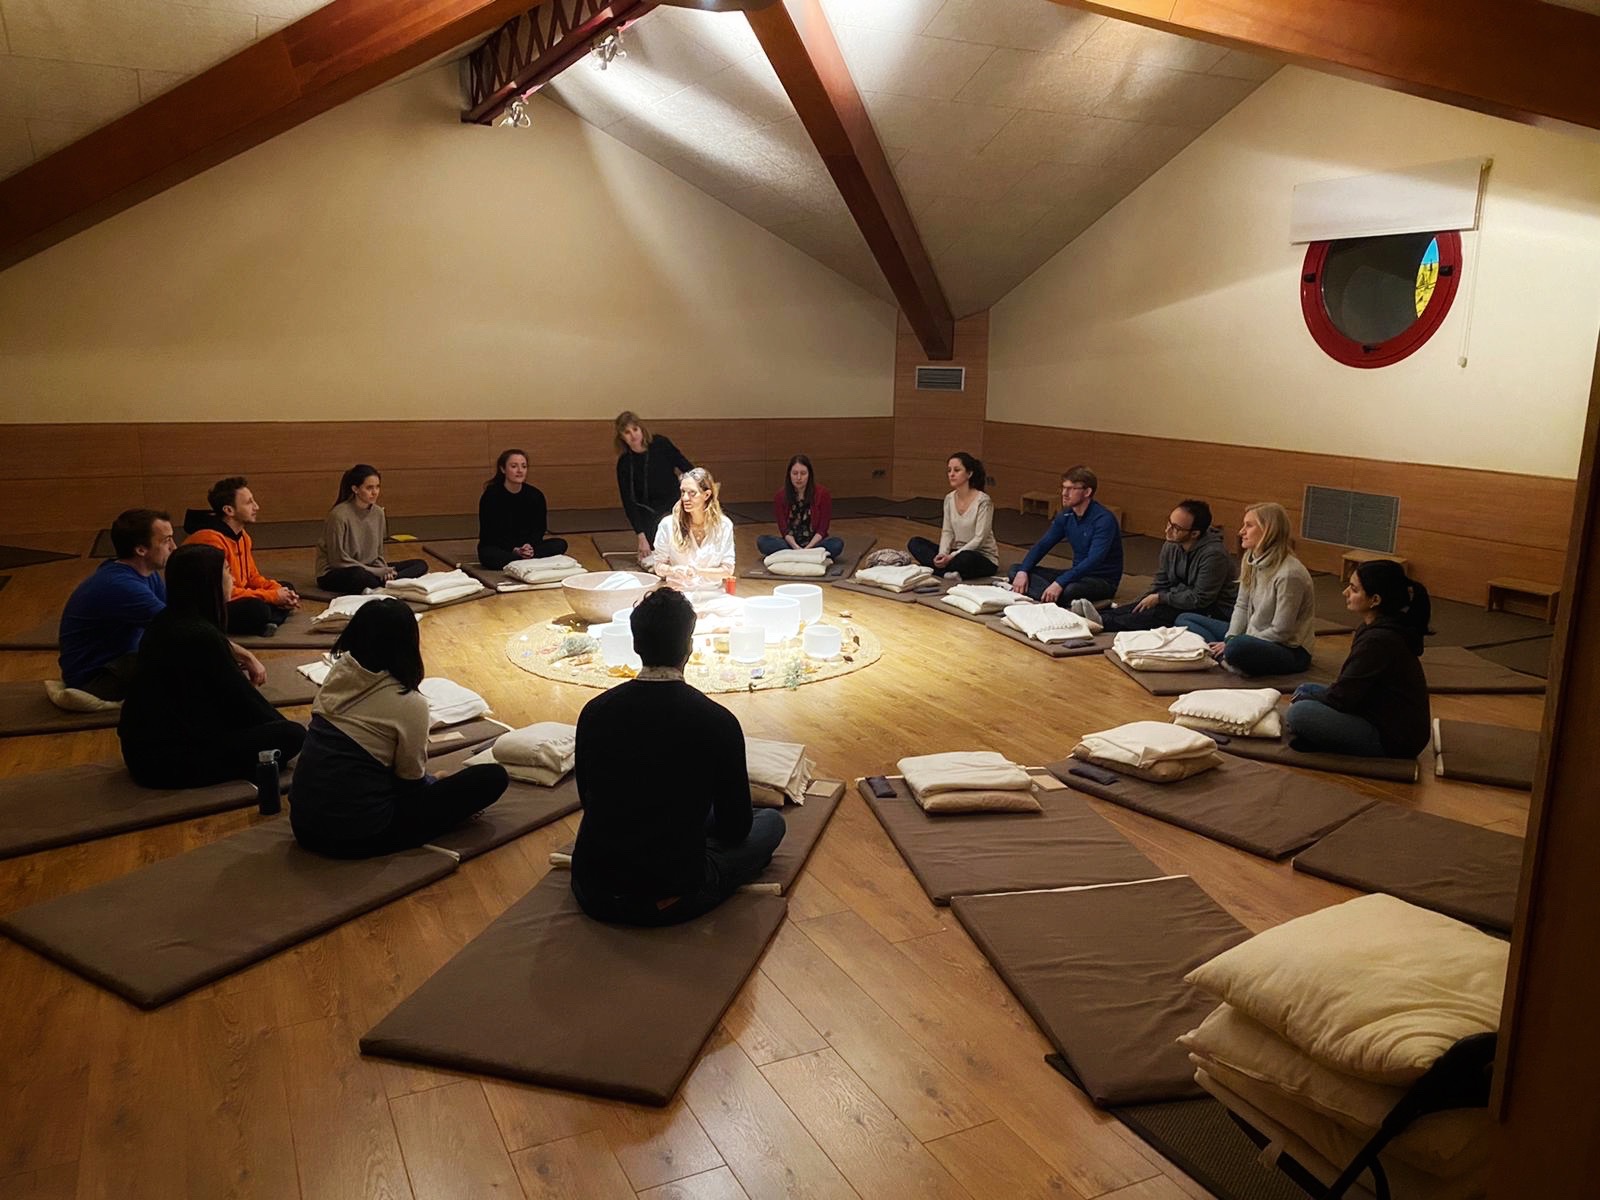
1214;730;1423;783
1312;616;1355;637
384;514;478;541
1422;595;1551;649
953;876;1250;1105
831;575;946;603
507;618;880;695
1432;719;1539;790
590;531;643;564
359;874;787;1104
738;536;876;580
0;544;78;569
0;821;457;1007
0;608;335;652
1474;635;1552;680
0;616;60;650
990;507;1053;548
1293;804;1523;932
1050;756;1377;861
985;620;1113;658
1104;649;1337;696
858;776;1160;905
425;717;510;757
1422;645;1546;694
421;540;573;592
1120;534;1168;576
911;587;1017;625
857;496;944;524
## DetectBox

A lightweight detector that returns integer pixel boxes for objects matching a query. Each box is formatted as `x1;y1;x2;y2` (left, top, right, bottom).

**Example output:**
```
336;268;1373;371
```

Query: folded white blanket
898;751;1032;798
941;584;1023;615
855;564;935;592
1001;602;1098;642
386;569;475;598
747;737;815;806
1171;688;1284;737
417;677;491;729
494;722;577;771
1076;721;1219;769
1114;627;1213;671
502;555;584;584
296;656;333;685
464;744;567;786
766;561;828;578
763;547;831;567
596;571;644;590
309;593;382;628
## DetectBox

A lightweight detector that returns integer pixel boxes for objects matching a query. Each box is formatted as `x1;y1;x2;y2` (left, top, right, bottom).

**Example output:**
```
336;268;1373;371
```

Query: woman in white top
652;467;736;592
1177;501;1315;677
907;452;999;580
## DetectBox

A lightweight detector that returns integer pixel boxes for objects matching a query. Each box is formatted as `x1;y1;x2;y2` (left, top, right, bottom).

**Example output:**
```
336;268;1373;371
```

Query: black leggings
294;764;510;859
316;558;428;595
125;719;306;790
478;538;570;570
226;596;294;636
907;536;997;581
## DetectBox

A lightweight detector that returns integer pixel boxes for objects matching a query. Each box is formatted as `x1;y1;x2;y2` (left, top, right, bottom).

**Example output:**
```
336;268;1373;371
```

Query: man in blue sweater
1007;466;1124;606
58;509;175;699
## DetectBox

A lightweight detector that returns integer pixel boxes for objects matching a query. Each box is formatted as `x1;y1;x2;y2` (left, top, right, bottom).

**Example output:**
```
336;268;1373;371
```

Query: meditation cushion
1003;602;1098;642
1069;748;1222;784
43;680;121;713
1169;688;1284;738
1075;721;1219;770
502;555;583;584
746;737;815;806
897;751;1033;801
1112;628;1213;671
417;678;491;730
468;722;577;785
765;560;828;578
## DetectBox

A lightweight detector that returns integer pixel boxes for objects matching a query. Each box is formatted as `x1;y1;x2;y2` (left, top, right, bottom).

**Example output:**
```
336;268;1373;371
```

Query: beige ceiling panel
3;0;257;73
923;0;1106;54
179;1;329;16
721;183;809;228
818;0;947;36
137;69;188;102
831;24;994;101
1003;158;1147;210
1078;17;1229;72
859;90;1014;156
1104;120;1203;175
696;55;794;131
621;12;737;89
955;47;1123;115
984;108;1140;166
1091;63;1259;127
660;147;751;201
648;4;764;65
1208;48;1280;82
27;115;99;158
893;147;1032;208
0;115;30;174
548;73;652;132
648;83;777;148
0;55;141;122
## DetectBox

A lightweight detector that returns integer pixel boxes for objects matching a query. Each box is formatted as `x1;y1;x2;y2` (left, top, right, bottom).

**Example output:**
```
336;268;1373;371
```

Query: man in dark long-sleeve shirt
571;588;785;926
1007;466;1123;606
1089;499;1238;632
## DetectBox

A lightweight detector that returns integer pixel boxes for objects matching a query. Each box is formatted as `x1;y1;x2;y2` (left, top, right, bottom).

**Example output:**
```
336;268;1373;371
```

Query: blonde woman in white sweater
1177;502;1315;676
907;452;1000;580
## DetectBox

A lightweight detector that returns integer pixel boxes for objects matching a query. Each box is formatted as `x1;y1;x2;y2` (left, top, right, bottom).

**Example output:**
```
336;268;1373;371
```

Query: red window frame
1299;230;1462;369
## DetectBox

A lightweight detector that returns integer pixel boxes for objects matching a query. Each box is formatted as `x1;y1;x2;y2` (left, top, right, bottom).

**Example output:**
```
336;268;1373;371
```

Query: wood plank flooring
0;517;1537;1199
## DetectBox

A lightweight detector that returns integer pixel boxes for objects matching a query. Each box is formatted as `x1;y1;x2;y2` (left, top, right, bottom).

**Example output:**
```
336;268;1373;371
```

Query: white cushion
403;580;484;606
746;737;814;806
897;751;1032;798
502;555;583;584
417;678;491;730
854;564;934;592
494;722;577;772
1076;720;1218;769
1113;627;1213;670
940;584;1021;615
1169;688;1281;733
763;547;830;567
766;560;828;577
385;569;475;597
43;680;121;713
1002;602;1098;642
465;745;567;787
1175;709;1284;739
309;593;382;627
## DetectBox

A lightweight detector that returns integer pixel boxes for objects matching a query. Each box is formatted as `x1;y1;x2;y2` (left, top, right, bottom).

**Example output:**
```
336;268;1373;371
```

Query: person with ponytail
314;464;428;595
477;448;569;569
1284;560;1432;758
908;451;999;581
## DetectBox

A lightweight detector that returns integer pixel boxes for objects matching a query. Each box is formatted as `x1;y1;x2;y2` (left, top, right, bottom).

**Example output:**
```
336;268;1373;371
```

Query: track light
495;97;532;128
590;30;627;71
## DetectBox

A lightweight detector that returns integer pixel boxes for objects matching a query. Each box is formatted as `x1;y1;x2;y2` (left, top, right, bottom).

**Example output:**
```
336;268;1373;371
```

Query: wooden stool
1020;491;1054;516
1487;577;1561;623
1340;549;1407;582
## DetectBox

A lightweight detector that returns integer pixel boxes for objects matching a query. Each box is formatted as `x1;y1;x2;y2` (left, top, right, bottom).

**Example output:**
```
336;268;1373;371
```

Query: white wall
0;66;896;422
989;67;1600;478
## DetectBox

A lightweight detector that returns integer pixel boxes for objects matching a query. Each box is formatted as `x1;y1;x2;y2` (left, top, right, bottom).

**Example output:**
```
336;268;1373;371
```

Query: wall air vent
1302;485;1400;553
915;366;965;391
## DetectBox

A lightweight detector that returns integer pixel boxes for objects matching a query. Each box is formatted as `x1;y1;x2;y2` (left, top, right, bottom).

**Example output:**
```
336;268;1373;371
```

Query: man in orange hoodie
184;476;300;636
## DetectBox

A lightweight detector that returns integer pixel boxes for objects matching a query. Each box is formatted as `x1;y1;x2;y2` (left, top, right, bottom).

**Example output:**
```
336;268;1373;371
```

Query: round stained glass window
1300;230;1462;368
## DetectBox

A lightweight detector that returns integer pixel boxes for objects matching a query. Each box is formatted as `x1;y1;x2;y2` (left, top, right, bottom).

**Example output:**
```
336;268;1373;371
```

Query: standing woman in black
119;543;305;789
477;448;569;569
614;411;692;562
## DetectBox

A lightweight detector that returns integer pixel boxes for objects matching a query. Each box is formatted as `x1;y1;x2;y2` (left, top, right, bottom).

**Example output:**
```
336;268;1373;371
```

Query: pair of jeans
315;558;429;595
294;763;510;859
572;808;787;928
478;539;570;570
756;534;845;560
1177;614;1311;676
1005;563;1117;606
1285;686;1390;757
909;537;996;580
1095;600;1181;632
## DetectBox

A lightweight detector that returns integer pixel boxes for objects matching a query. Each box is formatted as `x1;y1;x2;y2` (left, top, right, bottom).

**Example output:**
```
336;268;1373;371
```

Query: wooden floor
0;517;1537;1200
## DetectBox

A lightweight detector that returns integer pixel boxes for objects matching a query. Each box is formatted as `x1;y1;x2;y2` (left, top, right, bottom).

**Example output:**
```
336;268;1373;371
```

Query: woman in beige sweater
906;452;1000;580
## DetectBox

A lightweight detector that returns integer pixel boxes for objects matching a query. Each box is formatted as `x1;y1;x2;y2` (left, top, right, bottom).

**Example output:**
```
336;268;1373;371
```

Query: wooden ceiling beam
0;0;536;273
748;0;955;360
1048;0;1600;135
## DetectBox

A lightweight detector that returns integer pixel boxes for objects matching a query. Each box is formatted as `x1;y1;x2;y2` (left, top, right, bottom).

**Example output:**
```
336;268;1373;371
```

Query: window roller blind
1290;157;1490;244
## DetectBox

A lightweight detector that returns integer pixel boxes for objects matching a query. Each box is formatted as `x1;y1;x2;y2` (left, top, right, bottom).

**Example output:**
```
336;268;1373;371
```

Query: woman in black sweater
1285;559;1431;758
614;410;693;561
118;543;305;788
477;448;569;569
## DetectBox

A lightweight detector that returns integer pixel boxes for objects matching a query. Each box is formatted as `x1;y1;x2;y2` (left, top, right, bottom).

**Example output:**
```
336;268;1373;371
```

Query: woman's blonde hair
1240;501;1292;588
670;467;724;548
613;411;652;454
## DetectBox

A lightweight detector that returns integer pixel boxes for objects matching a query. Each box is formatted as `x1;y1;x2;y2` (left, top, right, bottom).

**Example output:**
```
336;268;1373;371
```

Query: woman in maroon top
757;455;845;560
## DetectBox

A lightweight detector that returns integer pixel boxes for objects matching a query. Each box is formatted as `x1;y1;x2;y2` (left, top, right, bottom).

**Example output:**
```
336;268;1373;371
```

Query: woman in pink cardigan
756;455;845;560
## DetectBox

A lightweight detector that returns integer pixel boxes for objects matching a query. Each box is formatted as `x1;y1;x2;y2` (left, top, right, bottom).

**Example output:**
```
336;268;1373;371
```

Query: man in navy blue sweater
58;509;175;699
1007;466;1124;606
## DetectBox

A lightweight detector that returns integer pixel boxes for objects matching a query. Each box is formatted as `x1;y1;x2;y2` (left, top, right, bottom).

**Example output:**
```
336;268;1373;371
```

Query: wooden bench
1340;548;1407;582
1019;491;1054;516
1488;576;1561;623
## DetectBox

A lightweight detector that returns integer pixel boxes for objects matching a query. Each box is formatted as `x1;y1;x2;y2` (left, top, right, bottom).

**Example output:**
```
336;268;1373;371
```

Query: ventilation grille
915;365;965;391
1302;486;1400;553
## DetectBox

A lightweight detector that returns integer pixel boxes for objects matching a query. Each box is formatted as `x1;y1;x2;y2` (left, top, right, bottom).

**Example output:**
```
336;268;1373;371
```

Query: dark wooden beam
1048;0;1600;135
747;0;955;360
0;0;535;272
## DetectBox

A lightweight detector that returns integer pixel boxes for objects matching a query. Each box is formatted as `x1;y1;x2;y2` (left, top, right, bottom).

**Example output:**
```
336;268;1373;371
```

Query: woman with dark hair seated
288;598;508;858
477;448;570;570
907;451;999;580
1285;559;1432;758
314;464;429;595
118;543;305;789
756;454;845;561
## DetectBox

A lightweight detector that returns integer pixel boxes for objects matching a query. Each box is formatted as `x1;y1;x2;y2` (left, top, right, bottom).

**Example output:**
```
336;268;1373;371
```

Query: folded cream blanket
1171;688;1284;738
43;680;121;713
763;548;831;567
502;555;584;584
309;593;382;628
766;561;828;578
1113;627;1214;671
386;569;475;597
417;677;491;729
747;737;815;807
464;721;577;784
941;584;1023;615
464;745;565;786
898;751;1032;797
1076;721;1219;769
854;564;935;592
1002;602;1099;642
296;655;334;686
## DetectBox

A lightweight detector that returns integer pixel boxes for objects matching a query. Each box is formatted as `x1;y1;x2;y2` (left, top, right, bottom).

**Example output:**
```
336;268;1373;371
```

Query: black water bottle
256;749;281;815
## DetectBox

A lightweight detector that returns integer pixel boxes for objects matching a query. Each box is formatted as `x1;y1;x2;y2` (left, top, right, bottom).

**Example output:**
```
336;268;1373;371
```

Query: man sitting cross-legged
184;476;300;636
58;508;176;700
571;588;786;926
1007;465;1124;607
1078;499;1238;633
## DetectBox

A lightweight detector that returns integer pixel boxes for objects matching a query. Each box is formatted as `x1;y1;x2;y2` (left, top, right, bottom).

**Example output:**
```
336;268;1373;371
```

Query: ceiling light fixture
496;97;532;128
590;30;627;71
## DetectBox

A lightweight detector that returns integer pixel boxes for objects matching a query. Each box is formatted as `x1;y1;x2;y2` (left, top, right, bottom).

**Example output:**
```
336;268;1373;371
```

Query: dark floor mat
0;545;78;569
990;508;1053;547
857;497;945;524
1422;646;1546;694
1474;636;1552;679
1432;718;1539;790
739;537;876;580
1101;1092;1311;1200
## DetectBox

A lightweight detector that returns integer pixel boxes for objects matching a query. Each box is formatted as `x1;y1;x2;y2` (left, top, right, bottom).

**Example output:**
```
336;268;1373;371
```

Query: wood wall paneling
893;312;989;499
0;425;142;481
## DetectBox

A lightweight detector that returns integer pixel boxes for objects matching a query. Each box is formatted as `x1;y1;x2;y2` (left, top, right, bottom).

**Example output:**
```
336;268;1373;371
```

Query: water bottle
256;749;281;816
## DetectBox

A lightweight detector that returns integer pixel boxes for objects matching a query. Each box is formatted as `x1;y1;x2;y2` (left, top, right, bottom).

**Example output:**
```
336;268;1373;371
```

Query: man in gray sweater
1075;499;1238;633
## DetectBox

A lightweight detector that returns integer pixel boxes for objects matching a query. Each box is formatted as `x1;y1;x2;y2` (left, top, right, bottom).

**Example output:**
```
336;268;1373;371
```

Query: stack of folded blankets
465;721;576;785
1170;687;1283;738
747;737;816;806
1070;720;1222;782
1001;602;1100;643
384;569;484;606
501;554;584;586
896;750;1041;813
417;678;492;729
1112;627;1214;671
763;547;832;578
853;563;935;592
310;593;390;629
940;584;1024;615
1182;894;1504;1200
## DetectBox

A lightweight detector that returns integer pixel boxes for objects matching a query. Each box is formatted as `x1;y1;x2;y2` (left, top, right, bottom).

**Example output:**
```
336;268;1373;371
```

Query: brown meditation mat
421;752;583;862
1421;645;1546;694
1213;729;1423;783
858;776;1161;904
911;588;1020;625
1431;718;1539;791
984;619;1112;658
951;876;1251;1106
359;874;787;1104
738;536;876;580
0;544;78;570
1048;756;1378;861
591;530;643;562
0;821;457;1007
0;616;63;650
1292;803;1523;933
424;718;510;757
0;605;341;652
830;575;947;603
1103;648;1338;696
1472;636;1552;680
